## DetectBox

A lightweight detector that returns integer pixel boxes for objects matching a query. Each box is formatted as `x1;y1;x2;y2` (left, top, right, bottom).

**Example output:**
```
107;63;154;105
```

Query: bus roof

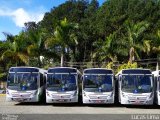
83;68;113;74
116;68;151;76
9;67;40;72
48;67;78;73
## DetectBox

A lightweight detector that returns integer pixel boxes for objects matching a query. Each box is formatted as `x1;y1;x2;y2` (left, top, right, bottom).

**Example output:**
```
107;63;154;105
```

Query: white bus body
82;68;114;104
6;67;46;102
152;70;160;105
46;67;80;103
116;69;154;105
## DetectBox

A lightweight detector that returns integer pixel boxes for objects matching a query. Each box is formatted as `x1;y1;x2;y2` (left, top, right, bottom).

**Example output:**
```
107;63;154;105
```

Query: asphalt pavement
0;95;160;120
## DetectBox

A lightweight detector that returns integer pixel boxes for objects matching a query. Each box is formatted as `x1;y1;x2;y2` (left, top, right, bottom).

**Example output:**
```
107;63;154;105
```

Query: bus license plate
14;98;24;101
94;100;104;103
135;101;140;104
58;99;66;102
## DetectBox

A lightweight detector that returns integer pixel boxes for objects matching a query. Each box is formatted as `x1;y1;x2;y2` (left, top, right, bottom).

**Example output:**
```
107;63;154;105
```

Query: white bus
116;68;154;105
6;67;46;102
152;70;160;105
46;67;80;103
82;68;114;104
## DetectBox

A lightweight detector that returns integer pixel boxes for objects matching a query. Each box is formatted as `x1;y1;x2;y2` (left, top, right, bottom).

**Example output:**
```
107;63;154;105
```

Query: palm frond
1;50;15;60
143;40;151;55
17;53;29;65
27;44;37;56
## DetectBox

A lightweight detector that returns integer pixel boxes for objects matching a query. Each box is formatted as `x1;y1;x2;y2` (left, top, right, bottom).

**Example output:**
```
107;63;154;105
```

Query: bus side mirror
119;75;122;81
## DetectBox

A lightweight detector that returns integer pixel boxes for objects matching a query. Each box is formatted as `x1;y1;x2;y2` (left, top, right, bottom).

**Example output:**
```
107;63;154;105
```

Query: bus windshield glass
121;75;153;93
47;74;77;91
83;74;113;92
7;73;38;90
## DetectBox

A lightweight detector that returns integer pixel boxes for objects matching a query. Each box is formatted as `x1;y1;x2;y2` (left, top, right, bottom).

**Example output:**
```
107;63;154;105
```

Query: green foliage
86;62;93;68
106;62;114;70
1;0;160;76
117;62;138;73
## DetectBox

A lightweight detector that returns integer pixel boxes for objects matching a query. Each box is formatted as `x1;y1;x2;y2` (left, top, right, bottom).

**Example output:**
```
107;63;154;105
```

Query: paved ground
1;95;160;120
0;95;160;114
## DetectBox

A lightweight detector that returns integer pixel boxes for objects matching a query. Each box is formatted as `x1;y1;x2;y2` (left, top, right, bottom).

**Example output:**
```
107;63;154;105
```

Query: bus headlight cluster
72;91;77;97
122;92;127;98
33;90;38;95
149;92;153;99
30;91;38;97
83;91;87;97
46;92;50;97
6;90;9;95
110;92;113;97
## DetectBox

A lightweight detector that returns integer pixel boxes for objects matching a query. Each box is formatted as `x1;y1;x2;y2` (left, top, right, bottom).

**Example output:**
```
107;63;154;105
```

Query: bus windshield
121;75;153;93
47;74;77;91
83;74;113;92
7;73;38;90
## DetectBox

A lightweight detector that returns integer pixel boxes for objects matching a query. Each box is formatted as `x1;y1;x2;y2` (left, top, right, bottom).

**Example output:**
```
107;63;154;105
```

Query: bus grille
12;93;31;98
51;94;71;99
88;95;108;100
128;96;147;101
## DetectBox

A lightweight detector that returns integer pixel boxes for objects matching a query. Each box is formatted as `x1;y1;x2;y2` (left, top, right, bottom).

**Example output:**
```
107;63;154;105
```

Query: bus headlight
6;89;9;95
34;90;38;95
83;91;87;97
110;92;113;97
73;91;77;96
149;92;153;99
46;91;50;97
30;90;38;97
122;92;127;98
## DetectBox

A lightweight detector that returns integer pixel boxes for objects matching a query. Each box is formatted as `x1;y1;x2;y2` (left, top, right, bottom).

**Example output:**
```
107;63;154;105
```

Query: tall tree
45;18;78;66
124;20;149;63
1;32;29;66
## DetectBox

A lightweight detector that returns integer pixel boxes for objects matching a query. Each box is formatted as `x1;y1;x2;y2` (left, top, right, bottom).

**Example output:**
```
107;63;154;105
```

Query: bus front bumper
6;95;38;102
82;96;114;104
46;96;78;103
121;97;154;105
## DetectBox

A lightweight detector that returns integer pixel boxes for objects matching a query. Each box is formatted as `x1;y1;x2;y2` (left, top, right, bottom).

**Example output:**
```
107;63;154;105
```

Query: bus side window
119;75;122;81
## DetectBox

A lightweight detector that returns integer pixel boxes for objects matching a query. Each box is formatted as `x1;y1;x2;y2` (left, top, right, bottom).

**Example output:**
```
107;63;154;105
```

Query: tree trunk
129;47;135;64
38;56;41;68
61;52;64;67
83;42;86;62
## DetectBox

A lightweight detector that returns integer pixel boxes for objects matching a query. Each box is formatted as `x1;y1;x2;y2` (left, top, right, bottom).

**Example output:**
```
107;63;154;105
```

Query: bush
117;62;138;73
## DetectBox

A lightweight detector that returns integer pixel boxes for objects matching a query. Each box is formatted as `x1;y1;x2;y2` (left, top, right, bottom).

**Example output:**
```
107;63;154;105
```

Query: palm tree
45;18;78;67
125;20;149;63
1;33;29;66
93;32;128;63
26;28;44;67
93;33;117;62
142;40;152;56
152;30;160;53
151;30;160;60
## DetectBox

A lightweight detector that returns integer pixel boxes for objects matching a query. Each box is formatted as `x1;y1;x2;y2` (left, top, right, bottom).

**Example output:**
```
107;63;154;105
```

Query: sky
0;0;105;40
